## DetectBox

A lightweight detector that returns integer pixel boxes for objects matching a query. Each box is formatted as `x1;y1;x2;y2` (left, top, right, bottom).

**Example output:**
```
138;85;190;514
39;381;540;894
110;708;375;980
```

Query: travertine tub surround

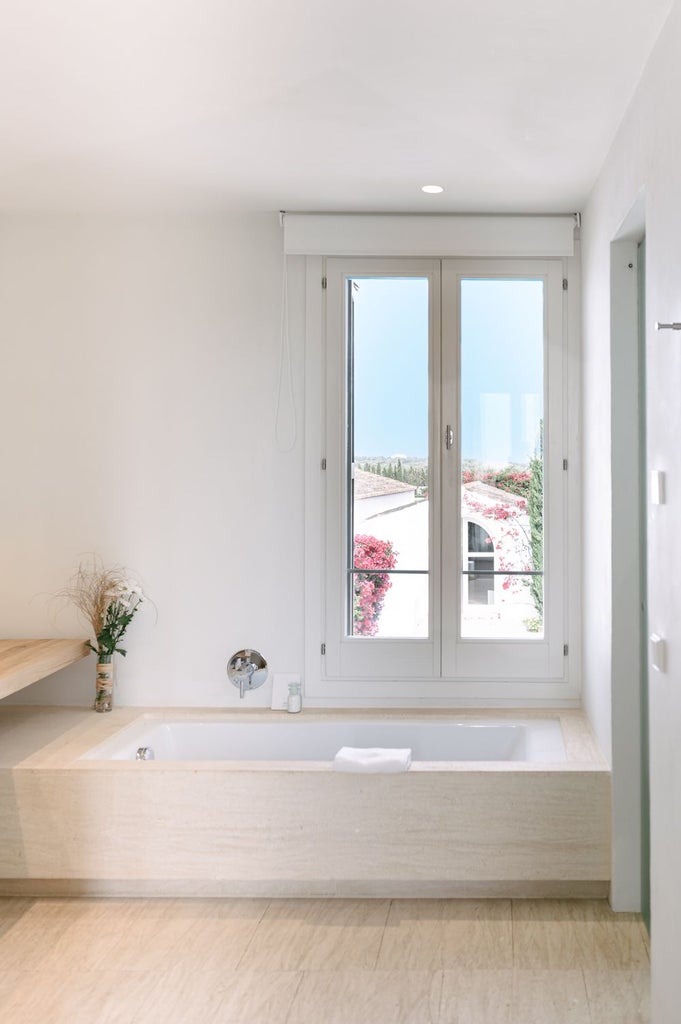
0;707;609;898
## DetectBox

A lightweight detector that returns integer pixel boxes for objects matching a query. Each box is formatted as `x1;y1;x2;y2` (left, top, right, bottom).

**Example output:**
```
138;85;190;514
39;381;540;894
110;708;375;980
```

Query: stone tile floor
0;897;650;1023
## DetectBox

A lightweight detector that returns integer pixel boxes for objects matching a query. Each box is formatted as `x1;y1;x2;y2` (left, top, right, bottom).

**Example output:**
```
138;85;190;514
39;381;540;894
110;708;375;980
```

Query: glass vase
95;657;114;713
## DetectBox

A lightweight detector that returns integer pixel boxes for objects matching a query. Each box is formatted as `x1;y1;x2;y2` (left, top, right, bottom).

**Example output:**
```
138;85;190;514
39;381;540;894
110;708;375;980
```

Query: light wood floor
0;897;649;1023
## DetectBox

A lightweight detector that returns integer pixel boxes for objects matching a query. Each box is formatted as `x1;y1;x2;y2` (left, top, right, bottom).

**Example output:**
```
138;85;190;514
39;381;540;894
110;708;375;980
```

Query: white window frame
302;248;580;707
442;259;565;680
323;258;440;681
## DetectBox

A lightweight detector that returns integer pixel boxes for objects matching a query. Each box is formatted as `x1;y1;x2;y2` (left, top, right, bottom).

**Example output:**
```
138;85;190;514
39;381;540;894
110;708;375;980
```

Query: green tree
529;423;544;617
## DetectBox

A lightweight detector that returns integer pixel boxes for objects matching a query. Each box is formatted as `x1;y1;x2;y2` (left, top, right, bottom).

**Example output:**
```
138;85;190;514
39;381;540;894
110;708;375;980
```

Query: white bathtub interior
79;717;567;763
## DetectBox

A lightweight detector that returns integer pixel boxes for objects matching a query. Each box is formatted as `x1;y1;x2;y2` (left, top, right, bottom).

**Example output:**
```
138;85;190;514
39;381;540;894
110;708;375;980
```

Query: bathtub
79;716;567;763
3;709;610;899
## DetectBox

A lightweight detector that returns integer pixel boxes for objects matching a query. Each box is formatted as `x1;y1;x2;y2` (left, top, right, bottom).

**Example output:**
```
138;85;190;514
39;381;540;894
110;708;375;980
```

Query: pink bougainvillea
461;467;531;499
463;490;532;597
353;535;398;636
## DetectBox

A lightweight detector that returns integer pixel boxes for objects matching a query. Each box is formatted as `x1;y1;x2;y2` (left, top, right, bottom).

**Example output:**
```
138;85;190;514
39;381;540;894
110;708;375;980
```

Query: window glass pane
349;277;429;638
466;558;495;605
468;521;492;553
352;570;428;638
460;279;544;639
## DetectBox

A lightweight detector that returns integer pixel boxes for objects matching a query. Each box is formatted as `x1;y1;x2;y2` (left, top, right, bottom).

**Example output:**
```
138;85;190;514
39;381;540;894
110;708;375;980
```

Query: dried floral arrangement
59;559;144;664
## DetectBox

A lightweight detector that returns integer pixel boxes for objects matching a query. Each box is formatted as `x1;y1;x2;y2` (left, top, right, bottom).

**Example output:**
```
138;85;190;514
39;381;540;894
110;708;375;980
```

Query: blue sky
352;276;543;465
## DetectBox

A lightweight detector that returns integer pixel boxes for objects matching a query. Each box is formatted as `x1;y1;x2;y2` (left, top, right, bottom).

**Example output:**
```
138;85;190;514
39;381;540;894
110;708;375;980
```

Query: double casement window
315;256;569;697
292;216;577;703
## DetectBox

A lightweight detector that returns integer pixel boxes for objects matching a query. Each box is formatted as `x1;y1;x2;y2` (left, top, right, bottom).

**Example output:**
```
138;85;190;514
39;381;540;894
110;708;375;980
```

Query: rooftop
354;470;416;500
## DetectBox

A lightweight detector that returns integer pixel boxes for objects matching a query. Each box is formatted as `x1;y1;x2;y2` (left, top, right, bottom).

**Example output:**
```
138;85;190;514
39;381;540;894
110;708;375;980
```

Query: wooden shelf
0;639;90;700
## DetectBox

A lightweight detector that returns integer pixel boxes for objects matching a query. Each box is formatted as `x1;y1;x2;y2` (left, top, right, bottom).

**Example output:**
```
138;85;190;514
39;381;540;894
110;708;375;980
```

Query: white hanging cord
275;216;297;452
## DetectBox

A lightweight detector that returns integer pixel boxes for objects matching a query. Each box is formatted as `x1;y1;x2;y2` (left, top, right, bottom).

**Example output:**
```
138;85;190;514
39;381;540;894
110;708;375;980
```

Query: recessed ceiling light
421;184;444;194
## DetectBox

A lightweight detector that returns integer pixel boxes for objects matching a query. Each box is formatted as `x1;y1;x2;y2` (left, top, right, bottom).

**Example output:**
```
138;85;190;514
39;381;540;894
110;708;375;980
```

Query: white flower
107;580;143;602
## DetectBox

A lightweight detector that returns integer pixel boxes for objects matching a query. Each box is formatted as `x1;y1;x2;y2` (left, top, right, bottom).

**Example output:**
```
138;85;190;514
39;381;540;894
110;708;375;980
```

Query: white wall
0;214;307;707
581;1;680;1016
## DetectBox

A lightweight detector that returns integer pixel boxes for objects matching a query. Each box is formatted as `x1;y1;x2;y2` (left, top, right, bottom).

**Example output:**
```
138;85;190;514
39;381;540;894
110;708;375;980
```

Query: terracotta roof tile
354;469;416;499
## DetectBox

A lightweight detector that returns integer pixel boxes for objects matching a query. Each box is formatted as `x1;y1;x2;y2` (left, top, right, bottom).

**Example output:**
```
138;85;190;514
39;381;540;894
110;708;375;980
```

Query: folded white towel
332;746;412;773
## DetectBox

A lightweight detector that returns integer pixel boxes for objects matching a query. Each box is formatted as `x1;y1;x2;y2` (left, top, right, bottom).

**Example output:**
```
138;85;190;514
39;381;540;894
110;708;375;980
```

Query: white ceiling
0;0;673;213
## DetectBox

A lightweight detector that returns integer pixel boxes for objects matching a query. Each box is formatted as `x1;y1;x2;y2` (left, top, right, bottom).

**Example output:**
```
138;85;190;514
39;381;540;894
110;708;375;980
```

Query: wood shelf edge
0;639;90;700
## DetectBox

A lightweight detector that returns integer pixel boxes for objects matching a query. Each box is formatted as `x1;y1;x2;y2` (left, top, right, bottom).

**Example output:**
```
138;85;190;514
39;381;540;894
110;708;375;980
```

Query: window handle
445;425;454;450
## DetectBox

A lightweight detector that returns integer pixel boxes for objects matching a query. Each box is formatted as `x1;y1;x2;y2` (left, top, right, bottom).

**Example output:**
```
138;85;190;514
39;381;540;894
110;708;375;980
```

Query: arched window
465;520;494;605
